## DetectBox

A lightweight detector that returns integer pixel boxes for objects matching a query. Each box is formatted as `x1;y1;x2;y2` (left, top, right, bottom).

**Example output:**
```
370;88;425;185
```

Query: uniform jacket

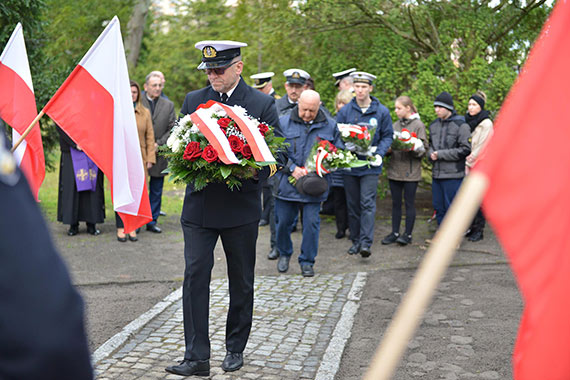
179;77;283;229
386;114;428;182
466;118;493;168
135;102;156;168
0;135;93;380
275;95;296;117
141;95;175;177
276;107;343;203
336;96;393;176
427;112;471;179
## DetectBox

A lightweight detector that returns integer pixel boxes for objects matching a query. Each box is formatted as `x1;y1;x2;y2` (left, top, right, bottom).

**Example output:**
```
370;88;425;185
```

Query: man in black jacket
166;41;282;377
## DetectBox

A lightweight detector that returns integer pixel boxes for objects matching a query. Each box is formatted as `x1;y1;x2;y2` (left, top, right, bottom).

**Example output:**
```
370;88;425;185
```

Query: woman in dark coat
57;126;105;235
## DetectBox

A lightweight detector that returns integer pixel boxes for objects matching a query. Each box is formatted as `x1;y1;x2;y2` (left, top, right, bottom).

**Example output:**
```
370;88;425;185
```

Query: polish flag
43;16;151;233
473;1;570;378
0;23;45;200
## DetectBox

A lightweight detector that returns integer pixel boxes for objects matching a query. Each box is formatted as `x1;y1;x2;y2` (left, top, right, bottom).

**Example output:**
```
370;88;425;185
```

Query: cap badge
291;71;300;79
203;46;217;58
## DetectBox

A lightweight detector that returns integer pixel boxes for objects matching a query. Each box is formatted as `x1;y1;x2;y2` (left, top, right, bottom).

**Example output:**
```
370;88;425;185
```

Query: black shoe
335;230;346;239
258;219;269;226
117;235;127;242
360;246;371;258
396;234;412;245
464;228;474;237
146;224;162;233
381;232;399;245
277;255;290;273
267;248;279;260
301;264;314;277
468;231;483;242
128;234;138;242
347;243;361;255
165;359;210;376
67;225;79;236
221;352;243;372
159;210;167;216
86;224;100;236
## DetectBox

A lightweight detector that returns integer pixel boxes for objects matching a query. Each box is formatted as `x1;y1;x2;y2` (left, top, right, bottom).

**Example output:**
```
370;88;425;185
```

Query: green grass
38;151;185;222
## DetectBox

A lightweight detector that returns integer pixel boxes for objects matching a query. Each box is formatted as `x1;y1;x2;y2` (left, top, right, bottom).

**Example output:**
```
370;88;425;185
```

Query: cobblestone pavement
94;273;367;379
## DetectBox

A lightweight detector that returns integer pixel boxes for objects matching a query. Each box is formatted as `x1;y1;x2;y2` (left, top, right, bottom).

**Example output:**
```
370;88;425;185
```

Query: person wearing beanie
427;91;471;226
464;91;494;242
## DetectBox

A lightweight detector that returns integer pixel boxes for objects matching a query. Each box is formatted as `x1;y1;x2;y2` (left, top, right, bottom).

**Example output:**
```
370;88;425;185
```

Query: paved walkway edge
92;287;183;364
315;272;368;380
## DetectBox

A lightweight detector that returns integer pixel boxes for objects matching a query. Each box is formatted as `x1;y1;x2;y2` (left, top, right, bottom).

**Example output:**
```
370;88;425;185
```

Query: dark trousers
148;176;164;225
180;220;258;360
331;186;348;234
389;180;418;236
344;174;379;248
432;178;462;225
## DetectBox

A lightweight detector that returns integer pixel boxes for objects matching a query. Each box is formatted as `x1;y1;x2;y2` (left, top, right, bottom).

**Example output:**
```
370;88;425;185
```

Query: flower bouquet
392;128;424;152
288;139;368;186
337;123;376;155
163;100;286;191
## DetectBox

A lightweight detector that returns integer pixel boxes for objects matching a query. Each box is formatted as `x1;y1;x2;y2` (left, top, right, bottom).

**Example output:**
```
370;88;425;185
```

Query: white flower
342;129;350;138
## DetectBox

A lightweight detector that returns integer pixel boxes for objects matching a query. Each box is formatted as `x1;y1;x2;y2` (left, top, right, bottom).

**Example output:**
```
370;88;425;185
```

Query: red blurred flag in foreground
44;16;152;233
0;23;45;200
473;1;570;378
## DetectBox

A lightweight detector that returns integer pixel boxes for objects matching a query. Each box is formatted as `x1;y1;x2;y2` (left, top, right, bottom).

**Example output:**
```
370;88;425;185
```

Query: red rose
217;117;231;128
357;133;365;140
350;131;357;138
228;135;244;153
242;144;252;159
201;145;219;163
258;123;269;136
183;141;202;161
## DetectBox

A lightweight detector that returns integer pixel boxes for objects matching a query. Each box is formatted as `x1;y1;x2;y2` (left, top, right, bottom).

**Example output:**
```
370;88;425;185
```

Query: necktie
221;93;228;103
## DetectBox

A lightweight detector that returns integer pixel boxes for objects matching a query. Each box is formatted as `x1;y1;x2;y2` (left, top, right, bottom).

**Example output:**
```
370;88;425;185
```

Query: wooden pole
10;110;45;153
363;172;490;380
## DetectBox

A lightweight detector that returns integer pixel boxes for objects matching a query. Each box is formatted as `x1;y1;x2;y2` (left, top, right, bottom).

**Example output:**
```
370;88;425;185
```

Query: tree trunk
125;0;152;70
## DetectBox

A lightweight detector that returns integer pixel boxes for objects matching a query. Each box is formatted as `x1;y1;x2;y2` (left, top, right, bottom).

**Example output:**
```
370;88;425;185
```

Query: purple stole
69;147;98;192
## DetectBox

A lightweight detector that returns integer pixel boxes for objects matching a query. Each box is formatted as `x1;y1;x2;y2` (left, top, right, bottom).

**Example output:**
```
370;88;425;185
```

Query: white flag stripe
78;16;145;214
0;23;34;92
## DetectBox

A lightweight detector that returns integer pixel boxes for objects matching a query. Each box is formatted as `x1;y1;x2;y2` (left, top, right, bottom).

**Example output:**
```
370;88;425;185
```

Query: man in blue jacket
275;90;343;277
336;71;393;258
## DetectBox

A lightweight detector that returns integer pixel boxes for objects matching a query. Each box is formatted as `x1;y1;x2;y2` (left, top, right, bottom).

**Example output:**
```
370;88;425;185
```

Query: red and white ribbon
338;123;364;135
315;147;330;177
190;101;239;164
218;103;276;163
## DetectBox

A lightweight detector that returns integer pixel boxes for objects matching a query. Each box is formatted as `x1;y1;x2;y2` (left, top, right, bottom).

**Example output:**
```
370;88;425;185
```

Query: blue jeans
344;174;379;248
432;178;463;225
275;199;320;266
148;176;164;225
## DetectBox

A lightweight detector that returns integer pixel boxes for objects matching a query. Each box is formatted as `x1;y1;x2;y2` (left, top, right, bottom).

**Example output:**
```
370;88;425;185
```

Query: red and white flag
43;16;151;233
473;2;570;378
0;23;45;200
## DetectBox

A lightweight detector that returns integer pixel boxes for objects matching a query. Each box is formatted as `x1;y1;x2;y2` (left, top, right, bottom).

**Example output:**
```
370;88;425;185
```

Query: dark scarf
465;109;490;133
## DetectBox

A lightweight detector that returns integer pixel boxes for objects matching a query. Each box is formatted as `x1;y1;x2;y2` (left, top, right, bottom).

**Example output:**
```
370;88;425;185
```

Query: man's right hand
292;166;308;180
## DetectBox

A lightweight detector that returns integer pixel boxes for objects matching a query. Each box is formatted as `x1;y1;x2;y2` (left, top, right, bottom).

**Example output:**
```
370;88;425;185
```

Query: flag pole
10;110;45;153
363;172;489;380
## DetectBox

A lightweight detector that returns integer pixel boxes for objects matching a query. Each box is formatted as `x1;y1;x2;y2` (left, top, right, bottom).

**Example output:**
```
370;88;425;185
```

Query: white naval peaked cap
332;68;356;79
250;72;275;88
194;40;248;70
350;71;377;85
283;68;310;84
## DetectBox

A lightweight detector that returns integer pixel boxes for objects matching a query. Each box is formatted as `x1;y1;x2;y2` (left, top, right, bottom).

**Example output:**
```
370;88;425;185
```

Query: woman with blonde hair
116;80;156;242
382;95;428;246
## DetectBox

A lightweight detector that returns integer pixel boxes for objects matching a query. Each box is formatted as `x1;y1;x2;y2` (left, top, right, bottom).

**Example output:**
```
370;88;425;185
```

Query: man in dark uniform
0;133;93;380
165;40;282;377
275;68;310;117
250;71;280;99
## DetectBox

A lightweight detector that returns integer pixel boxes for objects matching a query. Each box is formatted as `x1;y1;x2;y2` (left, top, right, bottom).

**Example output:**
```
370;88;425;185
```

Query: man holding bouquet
336;71;393;258
165;40;282;377
274;90;343;277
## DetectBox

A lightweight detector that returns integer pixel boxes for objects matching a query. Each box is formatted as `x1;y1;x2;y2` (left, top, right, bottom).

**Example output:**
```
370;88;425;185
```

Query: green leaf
220;165;232;179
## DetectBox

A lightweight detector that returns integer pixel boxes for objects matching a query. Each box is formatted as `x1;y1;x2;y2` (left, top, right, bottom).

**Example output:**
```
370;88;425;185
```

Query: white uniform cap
350;71;376;85
250;72;275;88
282;68;310;84
194;40;248;70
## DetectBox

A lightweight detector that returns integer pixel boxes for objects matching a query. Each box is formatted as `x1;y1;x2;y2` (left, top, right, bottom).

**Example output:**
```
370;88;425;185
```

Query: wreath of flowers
163;103;286;191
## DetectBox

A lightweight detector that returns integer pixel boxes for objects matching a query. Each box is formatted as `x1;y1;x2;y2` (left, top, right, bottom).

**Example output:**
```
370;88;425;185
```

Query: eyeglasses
205;61;238;76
